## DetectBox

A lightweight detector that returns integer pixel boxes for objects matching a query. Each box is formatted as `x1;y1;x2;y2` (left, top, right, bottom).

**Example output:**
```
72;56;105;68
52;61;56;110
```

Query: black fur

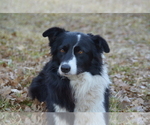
29;61;75;112
29;27;110;113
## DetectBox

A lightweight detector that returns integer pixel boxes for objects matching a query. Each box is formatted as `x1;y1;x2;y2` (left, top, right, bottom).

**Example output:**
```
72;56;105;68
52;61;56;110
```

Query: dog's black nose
61;64;70;73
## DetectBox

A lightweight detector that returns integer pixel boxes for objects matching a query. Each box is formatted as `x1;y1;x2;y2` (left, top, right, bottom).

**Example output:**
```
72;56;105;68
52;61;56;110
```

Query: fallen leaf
11;89;22;94
131;106;144;112
10;79;19;86
132;98;144;107
16;45;25;50
24;106;31;112
121;96;131;103
0;86;11;97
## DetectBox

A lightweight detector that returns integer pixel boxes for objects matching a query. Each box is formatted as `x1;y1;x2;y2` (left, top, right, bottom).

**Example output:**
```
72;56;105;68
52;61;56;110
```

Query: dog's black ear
88;34;110;53
42;27;65;46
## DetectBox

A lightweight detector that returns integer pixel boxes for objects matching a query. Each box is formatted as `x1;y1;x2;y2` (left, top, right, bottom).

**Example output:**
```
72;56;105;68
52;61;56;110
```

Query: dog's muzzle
61;64;71;73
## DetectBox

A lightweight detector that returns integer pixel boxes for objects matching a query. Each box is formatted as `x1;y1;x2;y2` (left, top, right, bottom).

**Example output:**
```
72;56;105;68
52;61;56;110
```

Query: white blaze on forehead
77;34;81;42
58;34;81;76
67;34;81;74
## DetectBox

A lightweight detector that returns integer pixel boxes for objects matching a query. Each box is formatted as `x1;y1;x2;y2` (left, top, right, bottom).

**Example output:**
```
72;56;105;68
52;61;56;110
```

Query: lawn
0;0;150;13
0;14;150;112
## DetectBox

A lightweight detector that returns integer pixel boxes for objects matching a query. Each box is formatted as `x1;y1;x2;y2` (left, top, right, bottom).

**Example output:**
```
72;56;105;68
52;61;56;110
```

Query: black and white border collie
29;27;111;124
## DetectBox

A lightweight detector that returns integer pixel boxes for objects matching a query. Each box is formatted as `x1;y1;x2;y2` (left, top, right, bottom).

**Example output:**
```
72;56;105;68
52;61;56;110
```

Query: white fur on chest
54;65;110;112
69;65;110;112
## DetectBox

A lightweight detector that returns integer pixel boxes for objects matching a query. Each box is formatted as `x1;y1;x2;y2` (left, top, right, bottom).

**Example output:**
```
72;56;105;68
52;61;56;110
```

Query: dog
29;27;111;124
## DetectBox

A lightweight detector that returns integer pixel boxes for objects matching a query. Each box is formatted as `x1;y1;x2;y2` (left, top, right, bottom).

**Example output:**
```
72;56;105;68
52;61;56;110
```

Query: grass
0;0;150;13
111;65;131;74
0;14;150;112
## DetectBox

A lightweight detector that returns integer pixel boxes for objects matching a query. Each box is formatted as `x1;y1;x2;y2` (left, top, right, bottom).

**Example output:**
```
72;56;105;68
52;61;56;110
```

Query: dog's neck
69;71;110;112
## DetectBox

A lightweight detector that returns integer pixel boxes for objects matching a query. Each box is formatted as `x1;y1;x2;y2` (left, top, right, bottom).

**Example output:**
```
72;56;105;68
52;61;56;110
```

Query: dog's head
43;27;110;76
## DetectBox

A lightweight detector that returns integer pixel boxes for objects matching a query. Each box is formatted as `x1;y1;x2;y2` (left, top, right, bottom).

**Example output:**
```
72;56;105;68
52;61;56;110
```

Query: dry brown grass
0;14;150;112
0;0;150;13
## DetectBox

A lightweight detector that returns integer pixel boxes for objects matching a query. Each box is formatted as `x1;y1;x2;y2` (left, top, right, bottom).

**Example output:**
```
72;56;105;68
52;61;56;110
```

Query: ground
0;14;150;112
0;0;150;13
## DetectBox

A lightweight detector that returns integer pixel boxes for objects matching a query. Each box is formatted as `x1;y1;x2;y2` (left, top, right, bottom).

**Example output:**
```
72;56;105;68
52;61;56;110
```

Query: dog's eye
78;50;84;54
60;49;65;53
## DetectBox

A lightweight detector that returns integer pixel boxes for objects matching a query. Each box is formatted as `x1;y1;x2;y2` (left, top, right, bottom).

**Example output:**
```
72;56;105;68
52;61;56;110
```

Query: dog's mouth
58;69;83;78
58;71;76;77
58;62;84;77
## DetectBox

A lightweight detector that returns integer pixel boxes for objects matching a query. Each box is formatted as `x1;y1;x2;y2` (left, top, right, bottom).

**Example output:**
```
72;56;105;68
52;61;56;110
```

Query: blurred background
0;0;150;13
0;14;150;112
